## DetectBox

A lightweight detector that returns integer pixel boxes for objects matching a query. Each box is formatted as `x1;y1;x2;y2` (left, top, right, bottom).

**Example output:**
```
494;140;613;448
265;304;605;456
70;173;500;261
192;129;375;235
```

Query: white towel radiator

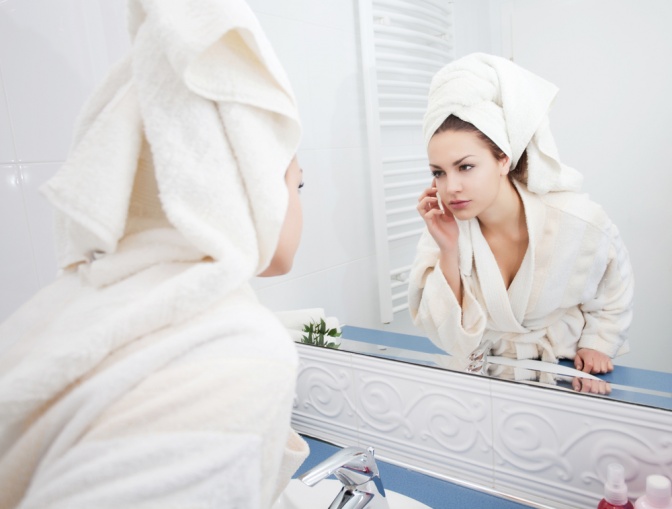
358;0;455;323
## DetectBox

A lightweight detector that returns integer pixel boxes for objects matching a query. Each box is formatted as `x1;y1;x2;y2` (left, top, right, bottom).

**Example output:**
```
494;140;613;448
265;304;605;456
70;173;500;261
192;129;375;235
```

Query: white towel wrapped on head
422;53;583;194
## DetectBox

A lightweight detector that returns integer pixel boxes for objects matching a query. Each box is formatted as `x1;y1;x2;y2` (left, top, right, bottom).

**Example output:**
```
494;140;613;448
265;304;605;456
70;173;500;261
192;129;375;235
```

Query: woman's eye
431;170;444;178
459;164;474;172
298;181;305;191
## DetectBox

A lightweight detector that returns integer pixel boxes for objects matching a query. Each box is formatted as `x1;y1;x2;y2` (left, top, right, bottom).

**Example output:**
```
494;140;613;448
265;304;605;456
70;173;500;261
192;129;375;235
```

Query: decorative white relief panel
491;381;672;509
292;345;672;509
349;353;494;488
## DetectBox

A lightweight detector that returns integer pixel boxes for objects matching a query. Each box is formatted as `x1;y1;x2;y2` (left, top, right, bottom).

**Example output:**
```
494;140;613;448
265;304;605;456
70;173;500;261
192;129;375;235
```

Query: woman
409;54;634;393
0;0;308;507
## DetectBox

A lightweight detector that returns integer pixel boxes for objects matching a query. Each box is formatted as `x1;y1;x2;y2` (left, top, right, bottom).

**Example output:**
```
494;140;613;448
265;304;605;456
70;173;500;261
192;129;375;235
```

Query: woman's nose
443;172;462;194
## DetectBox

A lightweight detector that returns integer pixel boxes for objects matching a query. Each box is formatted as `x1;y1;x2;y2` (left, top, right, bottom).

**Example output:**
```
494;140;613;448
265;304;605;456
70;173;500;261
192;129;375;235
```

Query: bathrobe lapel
464;180;543;333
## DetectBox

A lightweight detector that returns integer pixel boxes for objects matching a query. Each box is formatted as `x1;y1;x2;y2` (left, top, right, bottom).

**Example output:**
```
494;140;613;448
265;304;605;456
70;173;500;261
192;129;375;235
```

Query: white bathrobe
409;180;634;363
0;239;307;509
0;0;308;507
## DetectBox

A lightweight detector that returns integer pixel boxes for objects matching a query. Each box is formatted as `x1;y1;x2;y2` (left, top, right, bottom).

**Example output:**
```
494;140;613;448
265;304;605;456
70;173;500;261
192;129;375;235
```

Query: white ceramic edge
292;344;672;509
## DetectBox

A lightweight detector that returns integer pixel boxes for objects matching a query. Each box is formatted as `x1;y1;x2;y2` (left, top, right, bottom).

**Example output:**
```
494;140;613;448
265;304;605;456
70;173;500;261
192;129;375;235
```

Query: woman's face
259;156;304;277
428;129;510;221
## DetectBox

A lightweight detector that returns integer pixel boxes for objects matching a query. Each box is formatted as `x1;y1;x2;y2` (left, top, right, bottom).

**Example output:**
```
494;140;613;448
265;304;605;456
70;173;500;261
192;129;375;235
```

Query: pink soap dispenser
598;463;634;509
634;475;672;509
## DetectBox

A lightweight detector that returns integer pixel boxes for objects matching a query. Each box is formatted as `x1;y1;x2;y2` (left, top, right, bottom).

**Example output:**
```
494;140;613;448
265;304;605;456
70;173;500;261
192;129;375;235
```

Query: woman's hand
571;377;612;395
417;180;459;252
574;348;614;374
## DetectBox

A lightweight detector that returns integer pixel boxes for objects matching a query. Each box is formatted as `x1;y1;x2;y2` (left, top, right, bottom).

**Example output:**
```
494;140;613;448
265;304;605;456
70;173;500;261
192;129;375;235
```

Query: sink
272;479;432;509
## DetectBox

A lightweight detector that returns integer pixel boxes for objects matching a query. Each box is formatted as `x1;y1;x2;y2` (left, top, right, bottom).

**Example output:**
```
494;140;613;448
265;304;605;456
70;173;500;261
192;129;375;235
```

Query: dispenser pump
598;463;634;509
635;475;672;509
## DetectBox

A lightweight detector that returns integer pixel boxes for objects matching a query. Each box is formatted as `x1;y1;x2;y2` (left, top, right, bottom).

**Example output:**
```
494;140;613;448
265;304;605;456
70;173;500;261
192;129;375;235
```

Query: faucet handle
468;339;493;363
298;446;381;489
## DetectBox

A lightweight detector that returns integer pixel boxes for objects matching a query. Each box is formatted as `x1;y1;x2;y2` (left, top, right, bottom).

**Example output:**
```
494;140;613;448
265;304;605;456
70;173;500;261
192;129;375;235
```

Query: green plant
301;319;341;349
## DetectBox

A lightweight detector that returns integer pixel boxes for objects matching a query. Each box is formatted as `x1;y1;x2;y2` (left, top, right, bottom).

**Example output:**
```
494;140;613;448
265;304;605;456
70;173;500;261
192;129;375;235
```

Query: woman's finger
417;196;439;216
418;186;438;203
574;355;583;371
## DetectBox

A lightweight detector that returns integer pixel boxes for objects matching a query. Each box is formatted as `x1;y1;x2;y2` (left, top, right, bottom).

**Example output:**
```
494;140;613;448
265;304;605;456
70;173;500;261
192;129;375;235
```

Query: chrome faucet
466;339;493;374
298;446;390;509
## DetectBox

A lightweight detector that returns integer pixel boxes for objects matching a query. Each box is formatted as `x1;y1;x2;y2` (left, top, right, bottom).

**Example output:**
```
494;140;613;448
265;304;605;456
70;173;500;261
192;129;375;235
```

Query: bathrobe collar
457;179;545;333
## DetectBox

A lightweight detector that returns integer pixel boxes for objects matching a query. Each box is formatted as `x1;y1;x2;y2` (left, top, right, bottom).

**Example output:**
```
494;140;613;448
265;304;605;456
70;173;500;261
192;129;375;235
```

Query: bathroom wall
0;0;492;332
0;0;130;319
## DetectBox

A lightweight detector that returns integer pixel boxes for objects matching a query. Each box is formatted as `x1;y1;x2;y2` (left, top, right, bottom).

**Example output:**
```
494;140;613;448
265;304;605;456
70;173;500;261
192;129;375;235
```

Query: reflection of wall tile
246;0;304;22
304;24;365;151
287;147;373;276
20;163;59;285
248;0;355;33
253;255;380;331
0;0;97;162
95;0;131;70
0;74;15;164
0;164;39;321
301;0;356;34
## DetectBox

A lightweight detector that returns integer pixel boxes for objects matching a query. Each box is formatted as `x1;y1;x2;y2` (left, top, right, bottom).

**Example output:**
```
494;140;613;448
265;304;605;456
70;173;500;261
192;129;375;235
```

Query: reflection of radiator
358;0;454;323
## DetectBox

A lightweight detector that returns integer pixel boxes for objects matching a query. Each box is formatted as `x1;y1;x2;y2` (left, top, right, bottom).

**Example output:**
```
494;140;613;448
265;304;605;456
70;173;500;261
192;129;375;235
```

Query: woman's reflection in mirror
409;54;633;395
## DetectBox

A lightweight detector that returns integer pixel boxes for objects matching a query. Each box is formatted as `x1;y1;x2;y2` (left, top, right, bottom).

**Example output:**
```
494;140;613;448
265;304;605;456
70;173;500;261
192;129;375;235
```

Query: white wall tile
246;0;304;22
20;163;59;285
249;0;356;33
275;147;374;279
95;0;130;68
0;164;40;322
304;23;366;150
254;256;380;330
0;0;103;162
301;0;357;33
0;73;16;164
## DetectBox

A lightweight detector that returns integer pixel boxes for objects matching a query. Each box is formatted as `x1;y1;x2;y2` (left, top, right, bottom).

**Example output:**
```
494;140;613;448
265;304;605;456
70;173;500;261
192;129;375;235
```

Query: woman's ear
499;155;511;176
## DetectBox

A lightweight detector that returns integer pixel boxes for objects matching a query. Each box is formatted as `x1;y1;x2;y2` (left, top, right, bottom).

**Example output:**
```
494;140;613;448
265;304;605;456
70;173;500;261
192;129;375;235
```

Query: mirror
250;0;672;408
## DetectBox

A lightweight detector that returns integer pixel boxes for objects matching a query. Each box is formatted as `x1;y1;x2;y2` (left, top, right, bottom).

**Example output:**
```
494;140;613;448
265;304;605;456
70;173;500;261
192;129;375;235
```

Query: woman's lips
449;200;470;210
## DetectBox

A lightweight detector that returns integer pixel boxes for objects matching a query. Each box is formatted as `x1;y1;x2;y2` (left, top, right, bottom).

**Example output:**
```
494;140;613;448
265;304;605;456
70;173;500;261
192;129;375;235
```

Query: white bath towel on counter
0;0;308;507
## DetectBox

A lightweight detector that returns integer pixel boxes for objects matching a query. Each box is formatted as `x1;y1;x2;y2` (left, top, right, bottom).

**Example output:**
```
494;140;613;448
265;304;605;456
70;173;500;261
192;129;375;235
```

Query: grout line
6;160;65;166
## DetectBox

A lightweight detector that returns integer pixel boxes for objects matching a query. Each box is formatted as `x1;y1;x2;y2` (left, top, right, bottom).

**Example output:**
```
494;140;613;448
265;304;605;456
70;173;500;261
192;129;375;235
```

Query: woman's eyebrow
452;155;474;166
429;155;474;171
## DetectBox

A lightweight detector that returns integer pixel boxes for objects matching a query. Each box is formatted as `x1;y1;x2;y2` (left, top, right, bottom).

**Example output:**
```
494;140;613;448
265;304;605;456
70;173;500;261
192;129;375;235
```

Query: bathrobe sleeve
409;230;487;356
577;222;634;357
